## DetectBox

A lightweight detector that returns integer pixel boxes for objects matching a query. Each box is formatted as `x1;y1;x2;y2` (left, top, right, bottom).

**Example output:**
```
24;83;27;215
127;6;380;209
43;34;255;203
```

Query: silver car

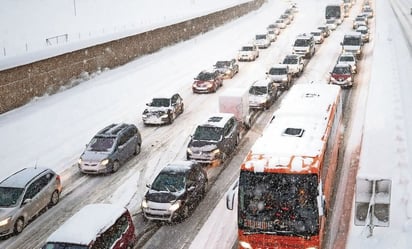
78;123;142;174
0;167;62;237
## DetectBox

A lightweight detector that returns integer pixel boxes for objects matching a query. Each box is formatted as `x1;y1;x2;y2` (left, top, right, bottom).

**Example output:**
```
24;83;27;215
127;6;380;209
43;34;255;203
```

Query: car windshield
326;20;335;24
276;19;284;23
283;57;297;64
249;86;268;95
241;46;254;51
193;126;223;141
150;98;170;107
196;72;214;81
215;61;230;68
333;66;351;74
151;172;185;192
269;68;287;75
43;243;88;249
311;32;321;36
0;187;24;207
339;56;354;62
343;37;361;45
87;137;115;152
255;35;267;40
294;39;310;47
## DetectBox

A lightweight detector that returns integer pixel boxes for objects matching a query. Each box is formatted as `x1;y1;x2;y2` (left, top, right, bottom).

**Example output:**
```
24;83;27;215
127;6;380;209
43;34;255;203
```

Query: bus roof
243;84;341;173
45;203;127;245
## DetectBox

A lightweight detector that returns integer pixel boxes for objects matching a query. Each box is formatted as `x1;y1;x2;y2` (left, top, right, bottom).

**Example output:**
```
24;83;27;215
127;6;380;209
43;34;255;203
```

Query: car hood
144;106;170;113
249;94;267;102
188;140;219;151
145;189;184;203
193;80;212;86
331;73;351;80
81;150;110;162
0;207;18;219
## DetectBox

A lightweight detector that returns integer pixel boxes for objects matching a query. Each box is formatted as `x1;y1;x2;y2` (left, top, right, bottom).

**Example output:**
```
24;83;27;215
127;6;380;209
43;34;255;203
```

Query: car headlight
357;49;361;53
187;148;193;155
141;199;148;209
348;77;352;81
160;113;168;118
206;82;213;87
0;217;11;227
142;114;147;118
101;159;110;166
169;200;181;212
78;158;82;164
239;241;253;249
211;148;220;155
282;77;288;82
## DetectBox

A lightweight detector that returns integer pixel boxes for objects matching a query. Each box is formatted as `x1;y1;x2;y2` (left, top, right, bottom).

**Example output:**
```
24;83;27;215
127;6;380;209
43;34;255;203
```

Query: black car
186;113;240;166
78;123;142;174
141;160;208;222
142;93;184;125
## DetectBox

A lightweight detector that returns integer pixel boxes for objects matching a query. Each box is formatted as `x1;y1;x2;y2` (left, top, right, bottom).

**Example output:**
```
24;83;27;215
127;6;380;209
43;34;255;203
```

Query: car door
122;128;136;161
22;177;47;220
185;169;199;206
116;133;129;164
222;118;237;155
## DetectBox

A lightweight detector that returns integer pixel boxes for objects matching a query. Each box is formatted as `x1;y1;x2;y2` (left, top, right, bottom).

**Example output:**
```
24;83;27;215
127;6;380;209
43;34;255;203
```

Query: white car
237;44;259;61
266;23;280;35
325;19;337;30
275;19;287;29
254;34;271;49
267;30;277;42
310;31;324;44
337;52;357;73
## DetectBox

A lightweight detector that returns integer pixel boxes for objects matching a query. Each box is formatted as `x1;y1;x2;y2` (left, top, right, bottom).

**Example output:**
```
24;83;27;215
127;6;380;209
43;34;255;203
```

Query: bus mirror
226;180;238;210
354;178;391;236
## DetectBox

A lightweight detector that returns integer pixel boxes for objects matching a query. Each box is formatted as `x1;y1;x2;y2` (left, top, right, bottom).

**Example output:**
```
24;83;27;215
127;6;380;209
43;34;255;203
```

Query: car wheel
134;143;141;155
111;161;120;173
168;113;174;124
49;190;60;207
14;218;24;234
178;205;189;222
180;104;184;114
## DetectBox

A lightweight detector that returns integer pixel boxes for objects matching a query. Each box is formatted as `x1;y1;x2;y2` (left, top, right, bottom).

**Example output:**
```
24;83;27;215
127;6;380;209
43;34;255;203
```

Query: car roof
45;204;127;246
96;123;130;138
270;64;288;69
200;113;234;128
335;63;351;68
252;78;272;87
340;52;355;57
161;160;196;174
0;167;51;188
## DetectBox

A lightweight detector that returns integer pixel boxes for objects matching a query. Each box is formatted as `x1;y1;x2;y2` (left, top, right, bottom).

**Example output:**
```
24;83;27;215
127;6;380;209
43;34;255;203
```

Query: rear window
92;214;130;249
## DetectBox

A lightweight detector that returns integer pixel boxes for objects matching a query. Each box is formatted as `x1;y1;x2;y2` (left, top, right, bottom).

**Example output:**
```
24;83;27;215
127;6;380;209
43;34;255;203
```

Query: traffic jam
0;0;375;248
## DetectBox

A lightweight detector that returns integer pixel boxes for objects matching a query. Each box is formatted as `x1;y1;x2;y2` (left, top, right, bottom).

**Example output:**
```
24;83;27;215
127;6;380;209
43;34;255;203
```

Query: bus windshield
238;171;319;236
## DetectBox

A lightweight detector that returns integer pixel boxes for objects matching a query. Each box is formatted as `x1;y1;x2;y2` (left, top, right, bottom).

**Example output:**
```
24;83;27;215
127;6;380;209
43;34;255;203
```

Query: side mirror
23;198;32;206
226;180;238;210
146;183;152;188
146;103;149;106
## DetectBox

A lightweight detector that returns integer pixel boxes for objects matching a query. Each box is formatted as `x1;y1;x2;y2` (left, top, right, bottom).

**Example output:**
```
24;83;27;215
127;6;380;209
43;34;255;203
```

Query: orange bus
228;84;343;249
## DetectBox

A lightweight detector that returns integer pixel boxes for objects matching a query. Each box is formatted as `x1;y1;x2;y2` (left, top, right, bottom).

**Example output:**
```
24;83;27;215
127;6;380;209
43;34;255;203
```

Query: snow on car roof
246;84;341;172
45;203;127;245
202;113;234;128
0;167;50;188
252;78;272;87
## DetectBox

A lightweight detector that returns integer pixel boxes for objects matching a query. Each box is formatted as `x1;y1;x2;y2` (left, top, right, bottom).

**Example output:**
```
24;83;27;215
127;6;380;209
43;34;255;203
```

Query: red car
329;63;354;88
192;70;223;93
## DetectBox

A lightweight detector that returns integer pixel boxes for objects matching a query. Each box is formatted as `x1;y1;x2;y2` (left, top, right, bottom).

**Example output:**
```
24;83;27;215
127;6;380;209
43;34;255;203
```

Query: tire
134;143;141;155
49;190;60;207
177;205;189;222
14;218;24;234
111;161;120;173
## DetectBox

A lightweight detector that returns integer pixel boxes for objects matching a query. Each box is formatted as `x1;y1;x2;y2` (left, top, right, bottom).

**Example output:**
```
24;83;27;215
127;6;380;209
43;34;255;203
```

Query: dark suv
141;160;208;222
0;167;62;236
186;113;240;166
78;123;142;174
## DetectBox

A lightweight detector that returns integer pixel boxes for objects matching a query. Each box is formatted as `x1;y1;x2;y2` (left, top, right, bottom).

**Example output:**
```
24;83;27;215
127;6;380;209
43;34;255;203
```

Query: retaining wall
0;0;265;114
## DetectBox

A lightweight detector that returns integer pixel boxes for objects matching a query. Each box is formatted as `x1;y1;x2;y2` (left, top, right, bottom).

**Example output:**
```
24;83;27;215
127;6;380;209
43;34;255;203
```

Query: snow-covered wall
0;0;264;114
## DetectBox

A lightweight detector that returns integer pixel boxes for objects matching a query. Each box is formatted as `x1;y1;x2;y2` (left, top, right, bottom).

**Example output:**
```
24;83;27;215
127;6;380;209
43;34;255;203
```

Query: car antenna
34;160;38;169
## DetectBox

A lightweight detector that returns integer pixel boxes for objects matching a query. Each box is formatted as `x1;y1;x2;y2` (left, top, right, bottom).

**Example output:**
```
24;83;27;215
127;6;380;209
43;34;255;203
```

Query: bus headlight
239;241;253;249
